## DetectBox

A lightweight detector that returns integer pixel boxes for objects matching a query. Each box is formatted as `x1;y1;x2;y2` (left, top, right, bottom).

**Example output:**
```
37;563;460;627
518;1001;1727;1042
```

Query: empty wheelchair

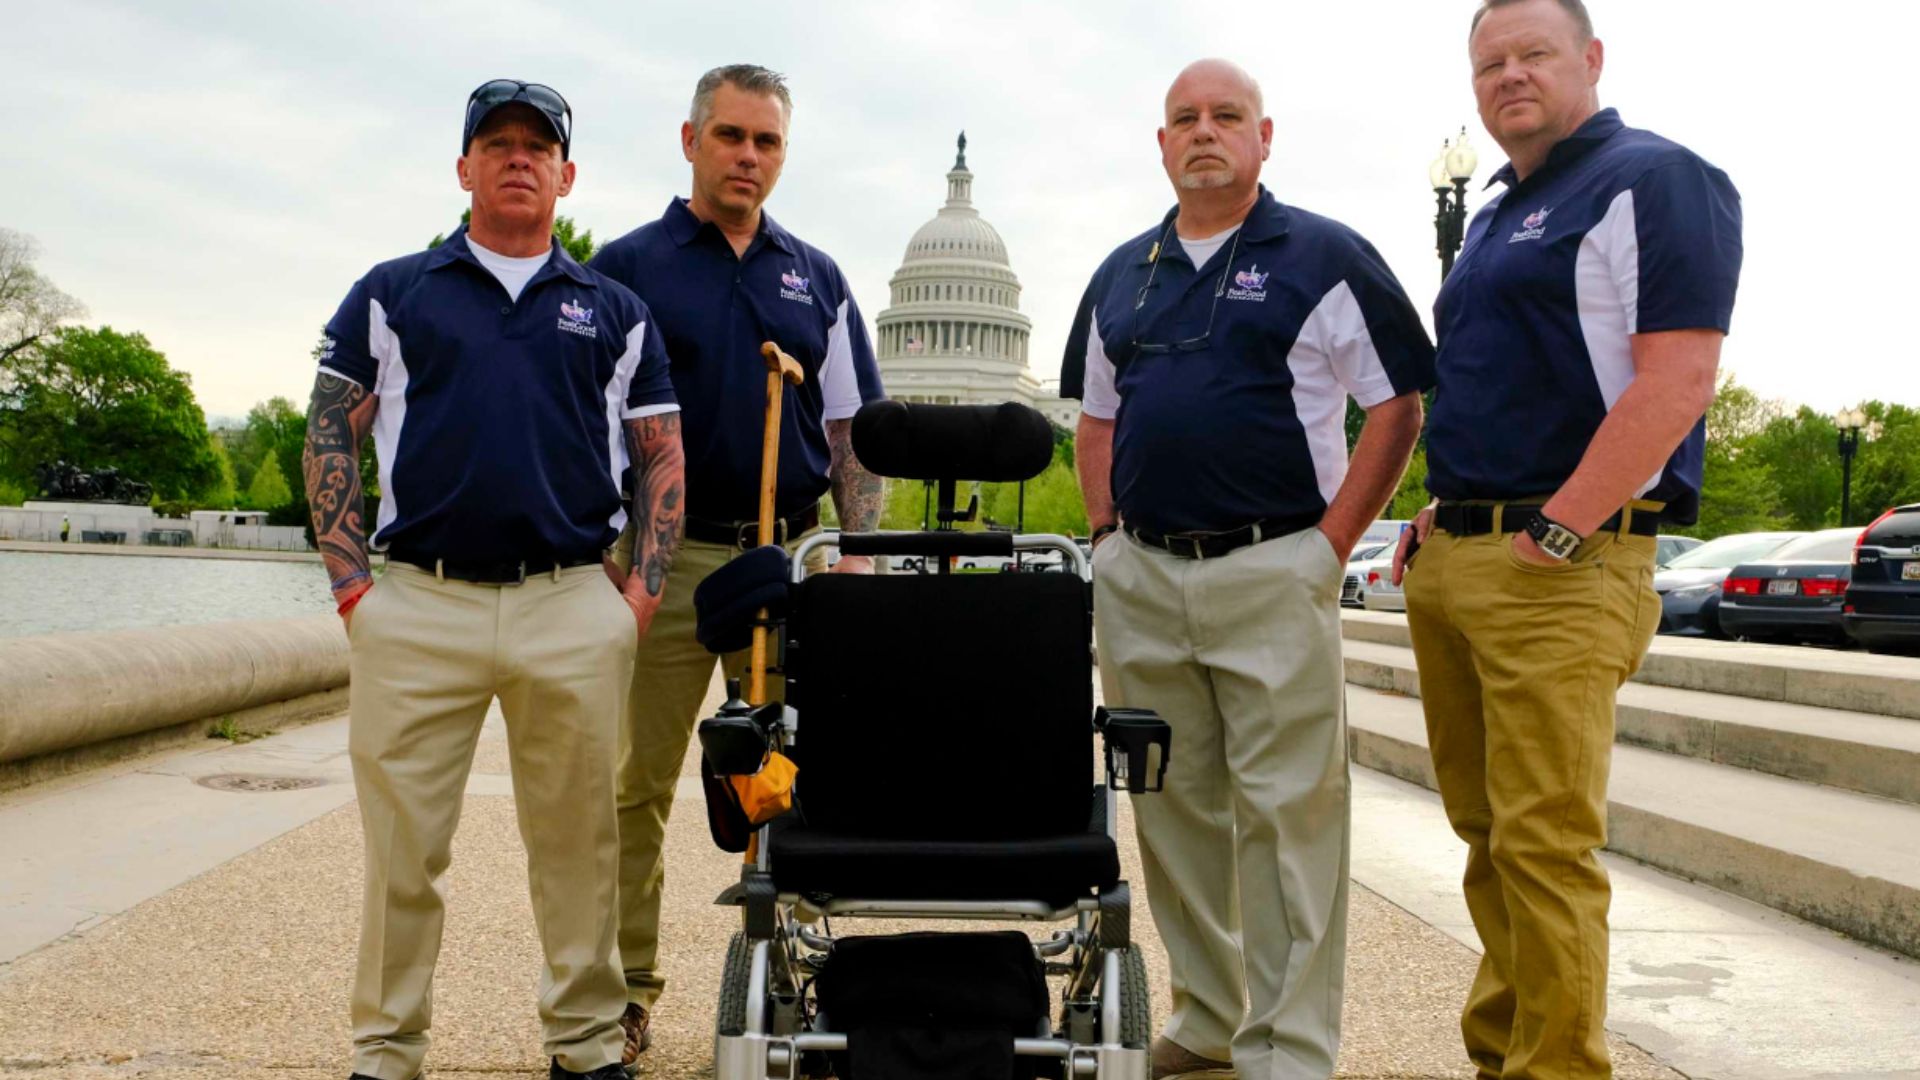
692;400;1171;1080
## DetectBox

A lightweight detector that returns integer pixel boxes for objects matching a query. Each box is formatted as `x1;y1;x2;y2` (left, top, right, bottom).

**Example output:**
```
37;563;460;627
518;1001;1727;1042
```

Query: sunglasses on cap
463;79;573;159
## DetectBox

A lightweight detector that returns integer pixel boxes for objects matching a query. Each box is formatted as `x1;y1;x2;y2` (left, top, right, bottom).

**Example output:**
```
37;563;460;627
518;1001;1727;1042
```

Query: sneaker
1150;1036;1235;1080
550;1060;629;1080
620;1001;652;1072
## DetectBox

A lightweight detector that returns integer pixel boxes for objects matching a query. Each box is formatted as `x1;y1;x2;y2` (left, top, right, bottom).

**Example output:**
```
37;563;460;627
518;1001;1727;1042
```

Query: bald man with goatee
1063;59;1434;1079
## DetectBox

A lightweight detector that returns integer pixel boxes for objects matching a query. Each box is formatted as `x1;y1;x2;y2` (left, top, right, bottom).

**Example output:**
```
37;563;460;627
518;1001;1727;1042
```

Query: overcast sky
5;0;1915;422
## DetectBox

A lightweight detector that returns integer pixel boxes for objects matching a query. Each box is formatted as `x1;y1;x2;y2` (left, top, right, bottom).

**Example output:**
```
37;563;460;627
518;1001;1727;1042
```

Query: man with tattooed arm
585;63;886;1065
303;80;682;1080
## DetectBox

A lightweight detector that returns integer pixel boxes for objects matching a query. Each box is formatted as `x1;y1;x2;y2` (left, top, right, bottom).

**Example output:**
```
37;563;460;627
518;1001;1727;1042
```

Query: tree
246;396;307;515
246;454;292;509
0;326;221;500
0;228;85;367
429;210;598;264
199;436;238;508
1744;406;1840;529
1852;403;1920;523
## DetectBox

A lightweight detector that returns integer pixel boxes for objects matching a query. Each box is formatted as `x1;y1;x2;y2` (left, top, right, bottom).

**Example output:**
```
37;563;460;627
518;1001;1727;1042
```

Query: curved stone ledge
0;616;348;764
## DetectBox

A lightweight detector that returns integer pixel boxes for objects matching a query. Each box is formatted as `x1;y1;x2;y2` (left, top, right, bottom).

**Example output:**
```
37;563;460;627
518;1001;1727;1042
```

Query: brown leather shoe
619;1001;652;1073
1150;1036;1234;1080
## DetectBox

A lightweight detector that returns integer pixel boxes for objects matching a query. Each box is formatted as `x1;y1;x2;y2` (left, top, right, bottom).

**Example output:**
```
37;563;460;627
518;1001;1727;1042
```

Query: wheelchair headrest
692;545;791;655
851;400;1054;483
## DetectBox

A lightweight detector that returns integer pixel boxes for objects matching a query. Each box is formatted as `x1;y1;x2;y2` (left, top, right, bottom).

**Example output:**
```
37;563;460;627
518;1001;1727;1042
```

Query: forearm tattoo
826;418;885;533
627;412;686;597
302;372;378;602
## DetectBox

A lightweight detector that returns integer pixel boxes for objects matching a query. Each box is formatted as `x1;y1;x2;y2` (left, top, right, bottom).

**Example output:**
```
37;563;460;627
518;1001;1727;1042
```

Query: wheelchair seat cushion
692;545;790;655
768;815;1120;908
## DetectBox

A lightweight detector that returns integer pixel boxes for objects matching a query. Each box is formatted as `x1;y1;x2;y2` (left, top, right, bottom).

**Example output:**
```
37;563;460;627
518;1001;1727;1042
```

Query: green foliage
197;436;238;509
1851;403;1920;522
430;210;598;264
0;478;25;506
1742;406;1839;529
979;446;1089;537
1387;447;1430;519
246;396;306;514
246;454;293;509
0;325;221;499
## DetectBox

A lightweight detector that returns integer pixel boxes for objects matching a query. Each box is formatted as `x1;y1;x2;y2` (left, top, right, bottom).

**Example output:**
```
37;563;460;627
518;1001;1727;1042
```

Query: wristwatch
1091;522;1120;546
1524;512;1583;561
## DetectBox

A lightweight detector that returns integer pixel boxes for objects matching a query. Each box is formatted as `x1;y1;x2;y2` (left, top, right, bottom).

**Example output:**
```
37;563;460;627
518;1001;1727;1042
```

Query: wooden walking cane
749;341;805;706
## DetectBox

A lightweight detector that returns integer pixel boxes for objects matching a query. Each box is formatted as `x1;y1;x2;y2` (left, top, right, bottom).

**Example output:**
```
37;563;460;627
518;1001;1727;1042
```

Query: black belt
1433;502;1661;539
387;546;603;584
1125;511;1322;560
684;505;819;549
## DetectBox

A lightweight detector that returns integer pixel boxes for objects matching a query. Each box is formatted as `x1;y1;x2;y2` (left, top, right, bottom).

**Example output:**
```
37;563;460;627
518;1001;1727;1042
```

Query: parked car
1656;533;1704;568
1844;504;1920;655
1341;542;1394;607
1716;528;1863;644
1655;531;1805;637
1362;560;1405;612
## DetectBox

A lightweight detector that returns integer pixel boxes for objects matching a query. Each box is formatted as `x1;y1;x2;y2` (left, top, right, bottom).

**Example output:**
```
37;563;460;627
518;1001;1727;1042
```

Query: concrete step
1344;684;1920;960
1342;610;1920;722
1342;639;1920;806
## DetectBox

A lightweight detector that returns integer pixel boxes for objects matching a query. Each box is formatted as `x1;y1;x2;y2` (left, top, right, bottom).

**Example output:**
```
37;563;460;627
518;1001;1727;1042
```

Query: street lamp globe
1429;143;1453;192
1446;129;1479;182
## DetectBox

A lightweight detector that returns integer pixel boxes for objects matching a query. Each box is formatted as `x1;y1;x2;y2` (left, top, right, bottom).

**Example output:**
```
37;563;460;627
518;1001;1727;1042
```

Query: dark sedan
1717;528;1863;644
1845;504;1920;655
1655;531;1805;637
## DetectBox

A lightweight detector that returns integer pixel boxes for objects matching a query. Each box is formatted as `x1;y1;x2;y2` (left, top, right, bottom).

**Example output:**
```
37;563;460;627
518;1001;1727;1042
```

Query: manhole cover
193;773;325;793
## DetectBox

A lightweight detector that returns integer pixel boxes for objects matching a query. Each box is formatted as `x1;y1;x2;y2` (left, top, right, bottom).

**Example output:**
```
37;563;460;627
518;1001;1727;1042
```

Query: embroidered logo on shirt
316;335;337;364
1509;207;1553;244
1225;264;1269;302
779;270;814;306
557;299;597;337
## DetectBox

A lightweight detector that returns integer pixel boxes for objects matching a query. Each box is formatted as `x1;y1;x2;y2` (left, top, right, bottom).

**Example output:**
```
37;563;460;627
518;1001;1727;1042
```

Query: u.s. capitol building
874;135;1076;428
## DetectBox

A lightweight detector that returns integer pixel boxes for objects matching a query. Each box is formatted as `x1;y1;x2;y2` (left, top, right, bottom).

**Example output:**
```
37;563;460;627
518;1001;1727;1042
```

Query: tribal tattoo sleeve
626;411;686;597
826;418;885;533
301;372;379;603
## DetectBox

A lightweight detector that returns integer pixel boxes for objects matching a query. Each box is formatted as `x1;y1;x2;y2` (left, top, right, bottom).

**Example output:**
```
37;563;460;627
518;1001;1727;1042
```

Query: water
0;552;334;638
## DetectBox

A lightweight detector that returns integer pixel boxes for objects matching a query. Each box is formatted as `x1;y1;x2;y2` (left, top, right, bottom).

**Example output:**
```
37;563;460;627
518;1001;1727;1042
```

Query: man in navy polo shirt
586;64;885;1061
1064;59;1431;1080
303;80;682;1080
1392;2;1741;1075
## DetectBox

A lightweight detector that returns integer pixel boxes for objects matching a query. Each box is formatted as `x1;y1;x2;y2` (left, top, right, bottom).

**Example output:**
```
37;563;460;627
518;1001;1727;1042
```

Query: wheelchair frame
711;530;1154;1080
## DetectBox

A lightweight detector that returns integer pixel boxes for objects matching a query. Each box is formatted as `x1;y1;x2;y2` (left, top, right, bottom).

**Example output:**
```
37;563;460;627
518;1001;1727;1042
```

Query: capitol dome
877;134;1072;426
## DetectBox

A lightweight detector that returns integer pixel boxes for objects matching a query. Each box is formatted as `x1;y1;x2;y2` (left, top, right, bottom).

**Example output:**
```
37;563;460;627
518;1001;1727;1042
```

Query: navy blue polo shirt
1428;109;1744;525
1061;188;1435;536
589;200;886;524
318;226;678;562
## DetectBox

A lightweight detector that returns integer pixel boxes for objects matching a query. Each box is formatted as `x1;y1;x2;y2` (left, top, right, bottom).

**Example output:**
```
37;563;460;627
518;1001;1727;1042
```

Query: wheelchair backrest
785;569;1093;841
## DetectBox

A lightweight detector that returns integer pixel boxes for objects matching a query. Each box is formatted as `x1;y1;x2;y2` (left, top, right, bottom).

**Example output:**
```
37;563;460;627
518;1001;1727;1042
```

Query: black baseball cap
462;79;572;160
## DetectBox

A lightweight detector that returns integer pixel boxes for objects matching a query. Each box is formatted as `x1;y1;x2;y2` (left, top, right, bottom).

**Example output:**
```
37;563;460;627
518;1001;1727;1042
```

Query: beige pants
608;529;816;1007
1093;527;1351;1080
346;563;634;1079
1403;521;1660;1080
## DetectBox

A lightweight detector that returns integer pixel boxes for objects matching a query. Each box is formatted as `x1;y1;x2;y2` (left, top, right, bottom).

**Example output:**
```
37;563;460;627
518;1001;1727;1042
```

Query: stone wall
0;508;311;550
0;616;349;779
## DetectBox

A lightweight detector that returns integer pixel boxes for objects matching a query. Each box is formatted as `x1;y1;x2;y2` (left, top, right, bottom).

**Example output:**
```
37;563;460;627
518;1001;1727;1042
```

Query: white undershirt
466;237;550;302
1178;225;1240;269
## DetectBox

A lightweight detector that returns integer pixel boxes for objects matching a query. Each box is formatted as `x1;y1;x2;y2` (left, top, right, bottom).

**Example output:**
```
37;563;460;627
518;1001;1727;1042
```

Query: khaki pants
1092;528;1351;1079
608;528;816;1007
346;563;634;1079
1402;521;1659;1080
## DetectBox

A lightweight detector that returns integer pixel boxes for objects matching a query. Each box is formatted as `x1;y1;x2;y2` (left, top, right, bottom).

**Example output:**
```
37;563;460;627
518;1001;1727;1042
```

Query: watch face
1542;525;1580;559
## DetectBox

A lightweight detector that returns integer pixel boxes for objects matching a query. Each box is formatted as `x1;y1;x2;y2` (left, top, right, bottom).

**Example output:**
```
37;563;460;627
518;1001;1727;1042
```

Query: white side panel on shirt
367;298;408;545
820;299;863;421
1079;307;1120;420
1289;280;1392;507
602;322;652;534
1576;188;1661;497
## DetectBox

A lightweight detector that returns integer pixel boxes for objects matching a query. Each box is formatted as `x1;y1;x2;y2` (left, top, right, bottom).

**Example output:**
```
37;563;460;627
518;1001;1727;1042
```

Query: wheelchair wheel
717;931;752;1037
1105;947;1151;1048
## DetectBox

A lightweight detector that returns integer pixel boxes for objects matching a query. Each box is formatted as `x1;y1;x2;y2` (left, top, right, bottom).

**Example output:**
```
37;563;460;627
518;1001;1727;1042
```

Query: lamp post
1835;407;1871;526
1430;128;1480;282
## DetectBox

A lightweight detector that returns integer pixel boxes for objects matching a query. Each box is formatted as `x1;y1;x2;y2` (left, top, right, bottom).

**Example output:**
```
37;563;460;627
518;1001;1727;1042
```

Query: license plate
1904;561;1920;581
1767;579;1799;596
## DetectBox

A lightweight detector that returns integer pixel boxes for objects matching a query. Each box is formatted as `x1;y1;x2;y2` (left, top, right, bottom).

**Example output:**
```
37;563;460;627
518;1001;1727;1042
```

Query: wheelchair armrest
1093;706;1171;794
698;679;785;776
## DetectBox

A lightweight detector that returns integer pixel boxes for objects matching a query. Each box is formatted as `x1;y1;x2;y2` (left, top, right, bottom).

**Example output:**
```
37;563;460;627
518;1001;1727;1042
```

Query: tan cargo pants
1092;527;1352;1079
346;563;634;1079
608;527;818;1008
1402;514;1660;1080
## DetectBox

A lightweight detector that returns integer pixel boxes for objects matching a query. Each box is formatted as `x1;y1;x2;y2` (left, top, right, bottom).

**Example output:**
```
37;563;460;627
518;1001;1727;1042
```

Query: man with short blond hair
588;63;885;1067
1394;1;1742;1075
1065;59;1431;1080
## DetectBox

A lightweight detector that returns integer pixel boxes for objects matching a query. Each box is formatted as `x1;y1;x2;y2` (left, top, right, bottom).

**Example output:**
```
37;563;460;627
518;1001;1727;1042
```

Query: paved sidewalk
0;683;1675;1079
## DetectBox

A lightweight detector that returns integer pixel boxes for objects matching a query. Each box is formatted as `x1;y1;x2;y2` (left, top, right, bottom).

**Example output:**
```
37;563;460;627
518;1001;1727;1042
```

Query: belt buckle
1176;533;1206;561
